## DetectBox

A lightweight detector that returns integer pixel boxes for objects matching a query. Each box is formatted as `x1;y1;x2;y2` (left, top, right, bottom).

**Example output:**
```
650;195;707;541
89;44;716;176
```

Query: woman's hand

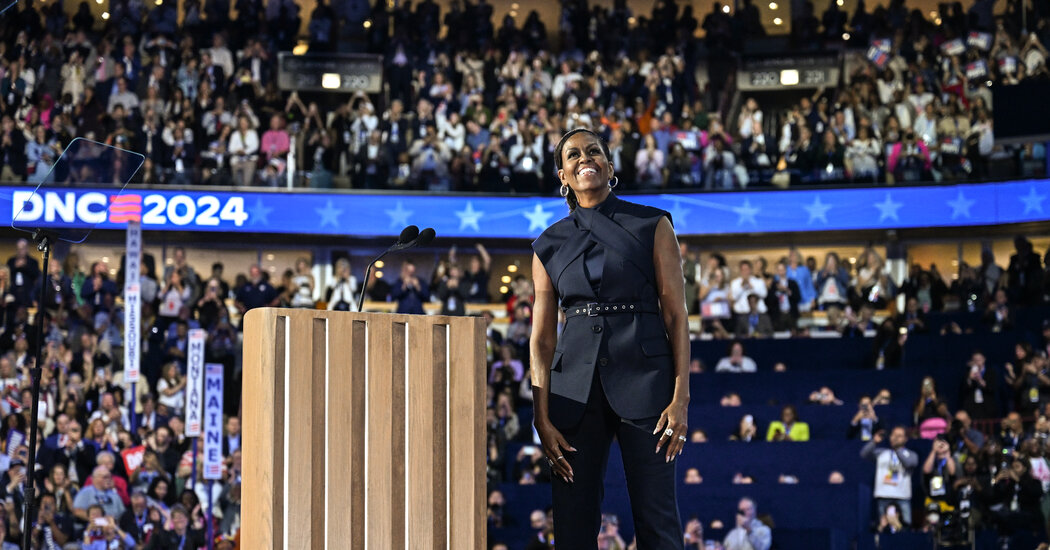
653;397;689;462
535;419;575;484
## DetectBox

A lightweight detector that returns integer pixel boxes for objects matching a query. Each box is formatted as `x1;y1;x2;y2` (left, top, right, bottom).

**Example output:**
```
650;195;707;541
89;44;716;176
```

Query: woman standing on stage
530;128;690;548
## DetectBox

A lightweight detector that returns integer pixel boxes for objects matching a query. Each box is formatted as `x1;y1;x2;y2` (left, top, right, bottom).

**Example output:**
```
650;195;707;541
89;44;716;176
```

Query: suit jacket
533;194;674;429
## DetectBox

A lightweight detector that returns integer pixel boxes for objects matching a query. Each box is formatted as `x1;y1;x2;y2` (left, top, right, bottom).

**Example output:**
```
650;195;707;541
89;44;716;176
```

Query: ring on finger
677;435;686;441
663;428;674;437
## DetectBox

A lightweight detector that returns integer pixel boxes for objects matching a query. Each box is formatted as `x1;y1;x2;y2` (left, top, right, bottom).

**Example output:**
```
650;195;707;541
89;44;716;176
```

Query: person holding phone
597;514;627;550
531;128;689;549
862;426;918;527
723;497;771;550
848;396;883;440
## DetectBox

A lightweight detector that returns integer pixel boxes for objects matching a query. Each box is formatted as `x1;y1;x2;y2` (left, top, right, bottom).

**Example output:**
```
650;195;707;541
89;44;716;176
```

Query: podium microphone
357;226;435;311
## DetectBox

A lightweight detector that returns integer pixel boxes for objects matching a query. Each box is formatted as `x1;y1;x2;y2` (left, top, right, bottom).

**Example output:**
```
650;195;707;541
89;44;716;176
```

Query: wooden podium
242;308;486;549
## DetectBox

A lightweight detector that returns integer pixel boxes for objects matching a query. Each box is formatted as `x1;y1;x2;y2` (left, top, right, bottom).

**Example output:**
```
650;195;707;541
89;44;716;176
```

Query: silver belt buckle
586;302;599;316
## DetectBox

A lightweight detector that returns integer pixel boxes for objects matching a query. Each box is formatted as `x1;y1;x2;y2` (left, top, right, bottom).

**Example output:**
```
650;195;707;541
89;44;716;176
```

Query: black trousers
552;373;684;549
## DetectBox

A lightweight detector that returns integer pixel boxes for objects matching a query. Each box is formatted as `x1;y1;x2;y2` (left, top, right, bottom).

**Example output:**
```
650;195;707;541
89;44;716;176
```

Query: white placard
185;329;207;437
123;221;142;383
203;363;224;480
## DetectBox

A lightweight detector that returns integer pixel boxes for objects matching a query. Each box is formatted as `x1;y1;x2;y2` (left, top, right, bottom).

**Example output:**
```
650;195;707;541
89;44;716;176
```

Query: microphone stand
22;229;54;550
356;227;435;312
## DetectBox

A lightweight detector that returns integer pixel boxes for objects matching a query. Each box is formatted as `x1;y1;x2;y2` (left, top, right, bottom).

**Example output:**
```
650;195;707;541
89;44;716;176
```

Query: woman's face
1016;344;1026;359
155;480;168;499
51;465;66;484
782;407;796;423
558;132;613;196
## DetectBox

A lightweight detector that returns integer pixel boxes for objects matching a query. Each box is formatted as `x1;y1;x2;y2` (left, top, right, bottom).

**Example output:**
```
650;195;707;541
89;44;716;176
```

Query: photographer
959;350;1001;420
597;514;627;550
988;458;1043;540
81;513;134;549
948;411;985;460
847;395;883;441
31;492;73;548
922;434;957;514
144;504;205;549
952;455;988;529
724;498;771;550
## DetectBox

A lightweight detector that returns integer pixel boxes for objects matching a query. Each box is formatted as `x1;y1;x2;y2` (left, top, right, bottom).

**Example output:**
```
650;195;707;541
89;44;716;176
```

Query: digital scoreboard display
277;53;384;93
737;56;839;91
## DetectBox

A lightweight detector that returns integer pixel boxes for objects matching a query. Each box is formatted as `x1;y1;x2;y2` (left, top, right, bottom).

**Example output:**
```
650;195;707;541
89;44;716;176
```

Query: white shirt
724;519;771;550
715;356;758;373
326;277;359;311
228;129;260;160
871;446;914;500
730;276;767;314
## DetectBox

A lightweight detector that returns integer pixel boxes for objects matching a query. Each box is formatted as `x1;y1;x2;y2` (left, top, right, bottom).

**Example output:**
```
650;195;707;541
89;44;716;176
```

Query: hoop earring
560;184;570;197
609;176;619;189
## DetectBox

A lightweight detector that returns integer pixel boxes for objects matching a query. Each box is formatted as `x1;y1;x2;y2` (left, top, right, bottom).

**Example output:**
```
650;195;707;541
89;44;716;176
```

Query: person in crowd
988;456;1043;544
848;395;882;441
876;502;905;534
731;414;759;442
699;264;732;339
325;258;359;311
814;252;849;311
73;466;126;521
729;260;767;338
289;257;315;309
391;260;429;315
766;405;810;442
723;497;771;550
922;434;957;513
451;244;491;303
234;264;279;321
959;350;1001;421
530;128;689;548
635;134;664;188
862;426;919;527
715;341;758;373
144;504;206;549
435;263;468;316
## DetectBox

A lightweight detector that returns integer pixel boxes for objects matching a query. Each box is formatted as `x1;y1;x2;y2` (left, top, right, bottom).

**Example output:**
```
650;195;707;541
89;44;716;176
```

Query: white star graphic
732;199;760;226
947;191;976;219
803;195;832;224
874;193;903;222
1020;186;1047;215
248;198;273;226
385;201;414;228
523;203;554;232
315;200;344;228
455;201;485;232
666;198;691;229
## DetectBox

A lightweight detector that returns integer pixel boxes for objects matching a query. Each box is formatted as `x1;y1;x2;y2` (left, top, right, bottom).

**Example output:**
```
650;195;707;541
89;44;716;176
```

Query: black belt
563;301;658;318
